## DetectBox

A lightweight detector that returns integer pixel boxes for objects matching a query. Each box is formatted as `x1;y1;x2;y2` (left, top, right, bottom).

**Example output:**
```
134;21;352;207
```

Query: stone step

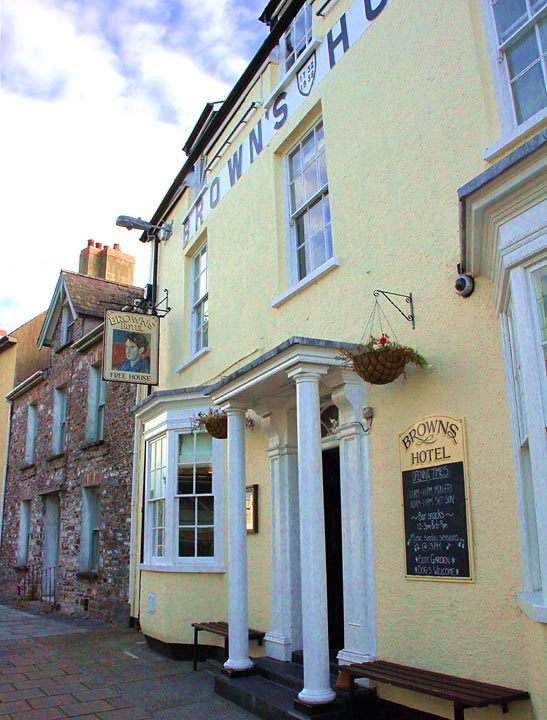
215;671;350;720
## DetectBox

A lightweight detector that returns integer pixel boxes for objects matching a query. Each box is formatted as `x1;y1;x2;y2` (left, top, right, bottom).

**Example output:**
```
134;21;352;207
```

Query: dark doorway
322;447;344;651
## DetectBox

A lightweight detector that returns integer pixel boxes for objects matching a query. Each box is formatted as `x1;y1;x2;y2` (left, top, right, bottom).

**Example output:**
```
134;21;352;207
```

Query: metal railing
19;566;59;606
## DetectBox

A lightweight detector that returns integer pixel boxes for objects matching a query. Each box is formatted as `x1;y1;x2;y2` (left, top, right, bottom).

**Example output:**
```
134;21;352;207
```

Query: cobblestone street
0;604;255;719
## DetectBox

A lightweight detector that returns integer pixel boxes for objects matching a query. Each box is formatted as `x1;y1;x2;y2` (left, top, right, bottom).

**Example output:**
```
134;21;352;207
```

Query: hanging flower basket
192;409;228;439
340;334;427;385
191;409;255;439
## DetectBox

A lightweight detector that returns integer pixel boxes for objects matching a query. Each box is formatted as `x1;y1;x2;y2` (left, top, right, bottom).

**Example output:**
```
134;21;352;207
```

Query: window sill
76;571;98;581
516;590;547;623
14;565;29;572
272;256;339;308
264;38;322;110
46;452;66;462
176;347;210;374
19;462;35;471
483;109;547;163
140;561;225;574
80;440;105;451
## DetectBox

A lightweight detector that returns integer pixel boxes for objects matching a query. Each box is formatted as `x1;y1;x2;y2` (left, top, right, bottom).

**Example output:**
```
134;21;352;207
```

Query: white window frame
16;500;31;567
141;405;224;573
481;0;547;155
497;201;547;622
79;487;101;573
60;302;74;346
191;244;208;355
25;403;38;465
282;1;313;74
53;386;67;455
146;434;167;561
85;365;106;443
285;118;332;285
176;431;215;561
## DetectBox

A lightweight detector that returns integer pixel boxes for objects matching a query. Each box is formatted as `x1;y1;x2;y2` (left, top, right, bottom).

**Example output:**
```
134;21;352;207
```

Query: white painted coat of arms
297;52;316;96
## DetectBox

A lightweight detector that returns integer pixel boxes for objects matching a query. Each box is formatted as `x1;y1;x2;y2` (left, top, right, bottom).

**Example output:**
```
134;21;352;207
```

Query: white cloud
0;0;267;332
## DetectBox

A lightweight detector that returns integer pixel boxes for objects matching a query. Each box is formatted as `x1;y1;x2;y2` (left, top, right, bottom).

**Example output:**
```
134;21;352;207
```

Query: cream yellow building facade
128;1;547;718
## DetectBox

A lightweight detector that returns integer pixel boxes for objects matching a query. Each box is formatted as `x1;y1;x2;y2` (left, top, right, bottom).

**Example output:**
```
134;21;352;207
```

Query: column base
296;687;337;706
222;658;255;678
264;632;293;661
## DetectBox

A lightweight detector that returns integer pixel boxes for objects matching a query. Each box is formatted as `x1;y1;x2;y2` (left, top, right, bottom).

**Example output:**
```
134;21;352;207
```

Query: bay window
142;404;224;572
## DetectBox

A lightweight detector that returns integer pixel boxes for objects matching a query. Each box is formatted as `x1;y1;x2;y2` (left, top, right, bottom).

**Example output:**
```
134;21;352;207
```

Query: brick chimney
79;240;135;285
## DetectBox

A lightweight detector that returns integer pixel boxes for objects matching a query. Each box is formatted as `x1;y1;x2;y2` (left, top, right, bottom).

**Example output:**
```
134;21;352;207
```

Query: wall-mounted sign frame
102;310;159;386
399;416;474;582
246;484;258;534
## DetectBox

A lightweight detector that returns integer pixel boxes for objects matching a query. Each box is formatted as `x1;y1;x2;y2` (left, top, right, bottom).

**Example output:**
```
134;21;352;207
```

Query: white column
261;405;302;661
288;364;336;706
329;369;377;666
224;405;254;672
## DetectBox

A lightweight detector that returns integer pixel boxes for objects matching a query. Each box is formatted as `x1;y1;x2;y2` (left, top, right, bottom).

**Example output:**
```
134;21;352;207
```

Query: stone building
0;241;144;623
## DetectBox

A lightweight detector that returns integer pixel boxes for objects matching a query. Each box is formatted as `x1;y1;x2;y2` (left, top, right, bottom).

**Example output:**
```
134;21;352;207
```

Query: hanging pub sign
399;416;474;582
102;310;159;386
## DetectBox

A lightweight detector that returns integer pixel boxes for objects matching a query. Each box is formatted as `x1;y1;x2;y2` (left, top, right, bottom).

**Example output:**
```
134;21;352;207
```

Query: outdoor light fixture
115;215;173;243
115;214;173;316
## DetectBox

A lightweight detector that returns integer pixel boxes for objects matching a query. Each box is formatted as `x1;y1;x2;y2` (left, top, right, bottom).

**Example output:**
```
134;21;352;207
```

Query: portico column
261;405;302;661
288;364;336;706
224;405;253;673
328;369;377;665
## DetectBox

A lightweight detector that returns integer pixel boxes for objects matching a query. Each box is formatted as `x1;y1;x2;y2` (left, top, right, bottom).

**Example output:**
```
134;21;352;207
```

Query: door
42;494;60;600
322;447;344;651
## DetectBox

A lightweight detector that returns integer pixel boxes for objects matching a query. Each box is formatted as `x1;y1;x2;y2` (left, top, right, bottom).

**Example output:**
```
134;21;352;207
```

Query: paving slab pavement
0;604;257;719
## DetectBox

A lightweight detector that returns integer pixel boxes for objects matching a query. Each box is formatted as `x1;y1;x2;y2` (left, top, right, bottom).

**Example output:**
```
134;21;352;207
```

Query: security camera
455;274;474;298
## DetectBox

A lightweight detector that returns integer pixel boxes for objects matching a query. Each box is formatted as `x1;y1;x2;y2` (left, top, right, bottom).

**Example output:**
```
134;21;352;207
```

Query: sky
0;0;268;333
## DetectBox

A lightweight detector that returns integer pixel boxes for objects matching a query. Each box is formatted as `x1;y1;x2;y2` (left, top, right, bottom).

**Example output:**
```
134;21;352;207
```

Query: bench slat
191;621;265;641
346;661;529;708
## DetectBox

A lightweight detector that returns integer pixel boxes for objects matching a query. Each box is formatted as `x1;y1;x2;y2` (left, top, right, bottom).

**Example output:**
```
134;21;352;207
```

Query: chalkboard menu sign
399;416;474;582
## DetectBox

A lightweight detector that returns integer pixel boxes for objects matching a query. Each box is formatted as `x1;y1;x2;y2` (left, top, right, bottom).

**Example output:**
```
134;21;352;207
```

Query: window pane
179;528;195;557
511;61;547;121
178;467;194;495
197;497;214;525
179;497;195;524
197;527;214;556
492;0;528;42
195;433;212;464
195;470;213;494
507;28;540;77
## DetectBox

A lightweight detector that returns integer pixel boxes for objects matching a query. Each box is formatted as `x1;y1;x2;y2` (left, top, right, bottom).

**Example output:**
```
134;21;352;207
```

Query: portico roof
204;336;359;407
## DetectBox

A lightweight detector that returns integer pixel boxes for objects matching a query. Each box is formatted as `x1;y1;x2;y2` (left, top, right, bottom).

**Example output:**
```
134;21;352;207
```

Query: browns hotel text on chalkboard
399;416;474;582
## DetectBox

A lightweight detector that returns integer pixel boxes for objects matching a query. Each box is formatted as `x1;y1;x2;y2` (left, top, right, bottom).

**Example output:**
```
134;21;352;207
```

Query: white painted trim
483;108;547;162
140;562;226;573
516;590;547;622
272;256;340;307
176;347;209;374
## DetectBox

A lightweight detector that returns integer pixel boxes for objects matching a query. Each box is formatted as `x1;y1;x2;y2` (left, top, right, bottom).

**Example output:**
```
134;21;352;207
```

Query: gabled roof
38;270;144;349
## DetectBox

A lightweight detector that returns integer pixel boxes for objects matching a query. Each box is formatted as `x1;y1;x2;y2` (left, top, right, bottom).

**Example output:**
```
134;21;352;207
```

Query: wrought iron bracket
152;289;171;317
373;290;415;329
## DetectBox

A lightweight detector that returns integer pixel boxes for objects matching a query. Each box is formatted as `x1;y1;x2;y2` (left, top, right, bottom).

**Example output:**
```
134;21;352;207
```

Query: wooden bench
191;621;265;670
340;660;529;720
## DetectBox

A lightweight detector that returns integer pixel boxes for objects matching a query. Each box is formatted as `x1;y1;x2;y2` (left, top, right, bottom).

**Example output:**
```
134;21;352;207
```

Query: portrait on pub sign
102;310;159;385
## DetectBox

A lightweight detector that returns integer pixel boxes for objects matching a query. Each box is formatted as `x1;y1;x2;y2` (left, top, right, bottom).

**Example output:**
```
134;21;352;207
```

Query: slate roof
61;271;144;318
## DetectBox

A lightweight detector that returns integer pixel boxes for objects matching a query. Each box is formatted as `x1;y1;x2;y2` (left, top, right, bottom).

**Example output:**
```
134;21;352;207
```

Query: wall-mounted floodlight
116;215;173;243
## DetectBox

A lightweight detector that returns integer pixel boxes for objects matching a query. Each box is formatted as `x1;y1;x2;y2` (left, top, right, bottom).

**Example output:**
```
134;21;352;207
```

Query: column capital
221;401;248;416
287;362;329;382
